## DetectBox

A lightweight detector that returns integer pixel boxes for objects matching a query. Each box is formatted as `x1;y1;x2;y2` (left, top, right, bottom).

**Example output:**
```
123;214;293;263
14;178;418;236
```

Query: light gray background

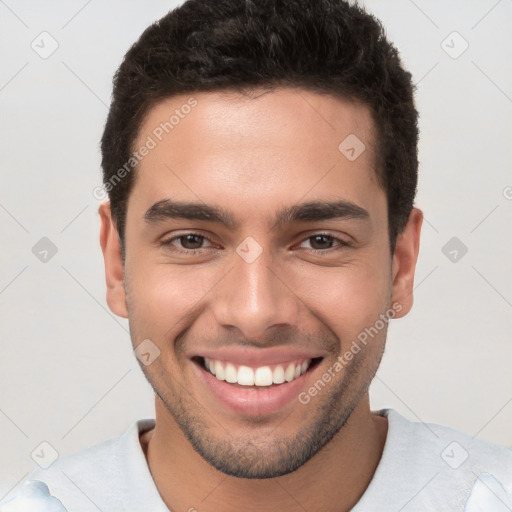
1;0;511;499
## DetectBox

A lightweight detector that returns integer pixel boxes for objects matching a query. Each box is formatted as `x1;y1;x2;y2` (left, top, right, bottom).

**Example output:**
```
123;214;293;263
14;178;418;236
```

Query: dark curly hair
101;0;418;253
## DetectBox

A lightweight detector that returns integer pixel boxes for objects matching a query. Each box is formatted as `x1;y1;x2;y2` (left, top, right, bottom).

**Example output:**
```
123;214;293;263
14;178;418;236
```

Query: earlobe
99;202;128;318
391;208;423;318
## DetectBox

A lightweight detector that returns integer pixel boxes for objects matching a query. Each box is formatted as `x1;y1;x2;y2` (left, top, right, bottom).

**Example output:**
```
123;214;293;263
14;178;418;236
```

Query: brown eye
308;234;335;250
297;233;349;252
178;234;205;249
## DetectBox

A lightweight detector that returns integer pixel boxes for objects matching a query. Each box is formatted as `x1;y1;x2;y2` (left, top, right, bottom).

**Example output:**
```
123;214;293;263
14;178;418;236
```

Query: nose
211;246;301;341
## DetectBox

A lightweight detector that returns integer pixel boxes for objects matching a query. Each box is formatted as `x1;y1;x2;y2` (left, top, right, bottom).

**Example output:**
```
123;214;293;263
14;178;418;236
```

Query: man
2;0;511;510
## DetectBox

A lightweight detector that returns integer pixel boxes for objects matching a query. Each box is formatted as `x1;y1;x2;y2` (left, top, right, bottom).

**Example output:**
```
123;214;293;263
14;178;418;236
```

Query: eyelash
160;232;350;255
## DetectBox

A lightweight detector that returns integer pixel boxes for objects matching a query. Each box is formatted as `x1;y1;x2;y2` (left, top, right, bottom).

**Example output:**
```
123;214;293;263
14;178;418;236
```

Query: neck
142;394;388;512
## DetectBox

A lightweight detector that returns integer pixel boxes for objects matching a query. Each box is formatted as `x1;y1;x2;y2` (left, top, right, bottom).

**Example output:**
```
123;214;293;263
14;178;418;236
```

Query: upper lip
191;346;325;367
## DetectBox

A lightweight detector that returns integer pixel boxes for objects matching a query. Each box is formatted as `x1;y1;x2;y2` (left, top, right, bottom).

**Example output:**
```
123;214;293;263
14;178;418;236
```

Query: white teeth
237;365;254;386
254;366;273;386
272;365;285;384
225;362;237;383
203;357;312;386
284;363;296;382
214;360;225;380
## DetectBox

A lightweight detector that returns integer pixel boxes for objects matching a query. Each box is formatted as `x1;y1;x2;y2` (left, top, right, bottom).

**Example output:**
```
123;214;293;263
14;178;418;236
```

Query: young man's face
100;88;421;478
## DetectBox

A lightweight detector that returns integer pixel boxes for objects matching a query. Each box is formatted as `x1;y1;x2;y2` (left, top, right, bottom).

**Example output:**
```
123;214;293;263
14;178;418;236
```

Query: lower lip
194;360;317;417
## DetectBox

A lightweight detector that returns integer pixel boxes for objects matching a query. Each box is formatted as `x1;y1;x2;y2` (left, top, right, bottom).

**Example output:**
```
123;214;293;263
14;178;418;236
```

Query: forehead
129;88;384;225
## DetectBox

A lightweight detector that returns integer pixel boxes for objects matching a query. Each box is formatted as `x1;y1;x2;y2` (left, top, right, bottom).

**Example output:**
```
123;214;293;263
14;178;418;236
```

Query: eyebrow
271;200;369;229
144;199;236;227
144;199;370;229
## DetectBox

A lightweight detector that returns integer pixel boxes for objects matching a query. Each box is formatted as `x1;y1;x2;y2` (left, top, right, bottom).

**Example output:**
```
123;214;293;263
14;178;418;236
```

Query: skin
99;88;422;511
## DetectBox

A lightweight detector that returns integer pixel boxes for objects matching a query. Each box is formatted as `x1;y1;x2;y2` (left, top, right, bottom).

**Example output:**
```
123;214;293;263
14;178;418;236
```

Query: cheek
126;263;224;340
292;258;391;345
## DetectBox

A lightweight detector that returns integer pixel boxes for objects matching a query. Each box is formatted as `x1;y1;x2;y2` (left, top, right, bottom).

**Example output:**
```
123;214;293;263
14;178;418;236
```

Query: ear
390;208;423;318
99;202;128;318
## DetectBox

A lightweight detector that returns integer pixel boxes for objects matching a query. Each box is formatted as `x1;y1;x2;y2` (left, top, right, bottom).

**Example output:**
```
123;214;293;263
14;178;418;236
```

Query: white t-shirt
2;409;511;511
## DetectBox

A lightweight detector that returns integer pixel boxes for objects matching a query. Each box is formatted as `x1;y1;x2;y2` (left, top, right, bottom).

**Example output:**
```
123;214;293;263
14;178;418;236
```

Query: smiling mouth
192;356;323;388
